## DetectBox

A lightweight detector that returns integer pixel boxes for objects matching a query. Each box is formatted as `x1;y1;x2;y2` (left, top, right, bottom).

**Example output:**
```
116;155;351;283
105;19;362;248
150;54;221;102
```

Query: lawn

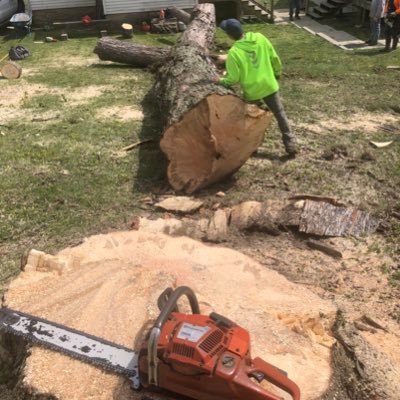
0;22;399;295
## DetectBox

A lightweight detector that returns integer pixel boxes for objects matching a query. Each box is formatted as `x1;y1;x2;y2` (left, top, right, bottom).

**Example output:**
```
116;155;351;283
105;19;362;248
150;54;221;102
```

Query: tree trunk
156;3;272;193
168;6;191;25
93;4;273;194
0;232;335;400
94;37;169;67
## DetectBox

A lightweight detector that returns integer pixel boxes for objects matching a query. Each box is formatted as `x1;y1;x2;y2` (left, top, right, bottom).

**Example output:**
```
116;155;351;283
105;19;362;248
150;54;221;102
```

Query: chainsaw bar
0;307;140;389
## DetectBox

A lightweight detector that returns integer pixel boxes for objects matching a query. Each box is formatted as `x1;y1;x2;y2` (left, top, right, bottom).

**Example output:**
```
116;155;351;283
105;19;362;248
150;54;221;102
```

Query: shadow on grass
157;37;176;46
89;63;135;70
352;49;389;56
133;88;168;193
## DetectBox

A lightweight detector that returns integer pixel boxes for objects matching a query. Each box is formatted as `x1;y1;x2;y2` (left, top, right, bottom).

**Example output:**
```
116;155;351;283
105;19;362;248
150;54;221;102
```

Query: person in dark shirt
383;0;400;51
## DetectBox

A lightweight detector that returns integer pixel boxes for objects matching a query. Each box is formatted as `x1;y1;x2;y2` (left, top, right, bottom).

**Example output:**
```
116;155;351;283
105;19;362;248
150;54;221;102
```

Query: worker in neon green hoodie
216;19;297;156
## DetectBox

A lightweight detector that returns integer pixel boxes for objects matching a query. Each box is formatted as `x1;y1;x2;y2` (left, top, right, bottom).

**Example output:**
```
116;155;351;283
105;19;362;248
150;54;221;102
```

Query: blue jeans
369;18;381;43
289;0;301;17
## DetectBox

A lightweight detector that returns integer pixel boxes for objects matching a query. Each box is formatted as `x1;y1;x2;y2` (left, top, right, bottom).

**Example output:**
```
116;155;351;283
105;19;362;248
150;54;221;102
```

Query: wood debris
370;140;393;148
155;196;204;213
121;139;153;152
361;315;389;332
306;239;343;259
299;200;379;237
289;194;345;206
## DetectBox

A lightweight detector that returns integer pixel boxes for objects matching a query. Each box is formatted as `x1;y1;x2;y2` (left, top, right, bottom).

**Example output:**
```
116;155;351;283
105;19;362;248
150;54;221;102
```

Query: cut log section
168;6;191;25
1;231;336;399
1;61;22;79
155;4;272;193
94;38;169;67
121;23;133;38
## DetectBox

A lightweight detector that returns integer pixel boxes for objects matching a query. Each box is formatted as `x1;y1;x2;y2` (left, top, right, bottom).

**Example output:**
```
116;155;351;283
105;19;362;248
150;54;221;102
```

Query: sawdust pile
2;231;336;400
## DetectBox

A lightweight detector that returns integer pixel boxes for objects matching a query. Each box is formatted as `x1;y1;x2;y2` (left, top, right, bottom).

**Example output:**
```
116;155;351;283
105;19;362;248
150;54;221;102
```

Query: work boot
382;37;392;52
289;15;294;21
295;14;301;20
282;133;298;156
393;37;399;50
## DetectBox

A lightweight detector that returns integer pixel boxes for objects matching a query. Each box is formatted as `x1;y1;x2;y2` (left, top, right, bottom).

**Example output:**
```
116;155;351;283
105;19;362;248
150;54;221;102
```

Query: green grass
0;23;399;294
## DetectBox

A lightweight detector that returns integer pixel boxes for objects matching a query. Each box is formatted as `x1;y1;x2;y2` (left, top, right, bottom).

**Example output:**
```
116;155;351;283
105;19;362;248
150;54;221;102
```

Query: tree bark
155;3;272;193
94;37;169;67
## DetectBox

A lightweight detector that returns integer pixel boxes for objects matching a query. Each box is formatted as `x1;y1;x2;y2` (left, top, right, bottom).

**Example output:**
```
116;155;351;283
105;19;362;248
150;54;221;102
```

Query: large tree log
155;3;272;193
1;231;336;399
94;38;169;67
93;4;272;193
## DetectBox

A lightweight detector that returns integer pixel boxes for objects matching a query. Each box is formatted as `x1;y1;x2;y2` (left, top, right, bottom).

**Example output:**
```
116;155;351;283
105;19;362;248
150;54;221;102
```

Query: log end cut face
2;231;336;400
160;94;272;193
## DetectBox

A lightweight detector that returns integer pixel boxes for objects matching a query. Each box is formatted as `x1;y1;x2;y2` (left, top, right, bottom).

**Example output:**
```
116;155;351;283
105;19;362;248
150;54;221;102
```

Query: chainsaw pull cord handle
148;286;200;387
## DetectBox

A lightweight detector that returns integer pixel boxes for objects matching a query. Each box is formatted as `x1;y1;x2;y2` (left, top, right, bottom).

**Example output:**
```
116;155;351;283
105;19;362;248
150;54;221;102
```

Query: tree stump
1;62;22;79
1;231;336;400
155;3;272;193
94;38;169;68
121;23;133;38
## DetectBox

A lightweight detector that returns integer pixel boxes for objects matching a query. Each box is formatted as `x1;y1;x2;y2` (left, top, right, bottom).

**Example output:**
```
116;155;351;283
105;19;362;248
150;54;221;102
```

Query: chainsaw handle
246;357;301;400
148;287;200;387
154;286;200;330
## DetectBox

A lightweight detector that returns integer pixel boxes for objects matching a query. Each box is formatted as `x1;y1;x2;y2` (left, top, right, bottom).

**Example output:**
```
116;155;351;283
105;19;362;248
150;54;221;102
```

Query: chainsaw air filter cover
160;312;249;375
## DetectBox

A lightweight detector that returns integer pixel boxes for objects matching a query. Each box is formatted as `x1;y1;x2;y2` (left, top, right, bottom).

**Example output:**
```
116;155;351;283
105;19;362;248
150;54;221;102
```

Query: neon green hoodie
219;32;282;101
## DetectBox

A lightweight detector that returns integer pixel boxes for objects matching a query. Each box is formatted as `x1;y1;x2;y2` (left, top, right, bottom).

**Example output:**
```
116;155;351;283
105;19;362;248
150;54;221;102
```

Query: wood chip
386;65;400;70
155;196;204;213
216;191;226;197
370;140;393;148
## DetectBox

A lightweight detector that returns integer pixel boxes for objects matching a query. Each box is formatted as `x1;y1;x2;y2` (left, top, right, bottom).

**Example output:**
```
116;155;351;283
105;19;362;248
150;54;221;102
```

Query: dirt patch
297;112;399;135
0;81;111;124
96;106;144;121
66;85;109;106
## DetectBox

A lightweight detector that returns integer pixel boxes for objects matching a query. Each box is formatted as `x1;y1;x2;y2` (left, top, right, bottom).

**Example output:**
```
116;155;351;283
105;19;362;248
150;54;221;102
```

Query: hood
234;32;260;51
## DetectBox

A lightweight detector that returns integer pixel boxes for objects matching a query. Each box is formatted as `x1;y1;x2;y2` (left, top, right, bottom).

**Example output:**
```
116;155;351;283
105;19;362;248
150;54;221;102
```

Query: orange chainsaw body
140;312;300;400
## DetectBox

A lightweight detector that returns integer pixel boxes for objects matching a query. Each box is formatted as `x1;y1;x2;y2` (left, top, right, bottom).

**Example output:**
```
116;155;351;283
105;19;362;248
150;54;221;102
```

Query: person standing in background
289;0;301;21
382;0;400;51
366;0;386;45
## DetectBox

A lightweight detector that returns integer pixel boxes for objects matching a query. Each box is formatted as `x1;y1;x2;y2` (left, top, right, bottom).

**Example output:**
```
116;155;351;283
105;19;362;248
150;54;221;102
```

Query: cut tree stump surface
2;231;336;400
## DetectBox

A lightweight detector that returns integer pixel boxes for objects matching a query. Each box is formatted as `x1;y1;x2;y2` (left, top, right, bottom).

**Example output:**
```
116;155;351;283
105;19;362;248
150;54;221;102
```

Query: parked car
0;0;19;26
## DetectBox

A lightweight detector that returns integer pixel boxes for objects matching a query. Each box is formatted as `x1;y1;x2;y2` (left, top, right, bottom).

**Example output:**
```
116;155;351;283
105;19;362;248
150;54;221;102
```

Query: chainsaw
0;286;300;400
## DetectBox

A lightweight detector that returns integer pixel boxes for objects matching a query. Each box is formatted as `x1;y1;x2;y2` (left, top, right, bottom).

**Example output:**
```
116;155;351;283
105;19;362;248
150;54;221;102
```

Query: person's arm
219;53;240;87
270;44;282;79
